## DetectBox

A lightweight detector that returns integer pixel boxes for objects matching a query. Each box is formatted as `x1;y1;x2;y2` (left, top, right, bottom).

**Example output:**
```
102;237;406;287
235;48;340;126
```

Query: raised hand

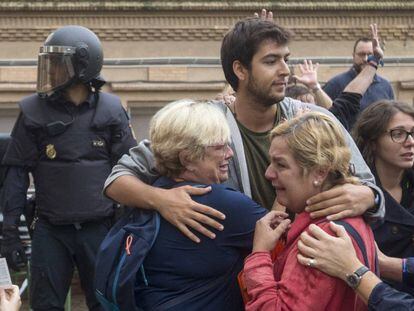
370;23;384;60
254;8;274;21
293;59;320;90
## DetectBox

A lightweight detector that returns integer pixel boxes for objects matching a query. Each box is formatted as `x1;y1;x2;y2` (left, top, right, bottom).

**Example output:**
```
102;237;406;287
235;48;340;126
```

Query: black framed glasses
388;128;414;143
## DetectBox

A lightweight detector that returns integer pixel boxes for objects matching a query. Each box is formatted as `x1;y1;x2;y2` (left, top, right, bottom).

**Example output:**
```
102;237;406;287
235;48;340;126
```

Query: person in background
323;35;394;111
297;221;414;311
285;84;316;104
352;100;414;295
244;112;376;310
289;59;333;109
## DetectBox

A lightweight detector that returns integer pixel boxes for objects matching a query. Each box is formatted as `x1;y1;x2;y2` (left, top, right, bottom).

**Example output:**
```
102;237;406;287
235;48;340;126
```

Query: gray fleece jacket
104;97;384;221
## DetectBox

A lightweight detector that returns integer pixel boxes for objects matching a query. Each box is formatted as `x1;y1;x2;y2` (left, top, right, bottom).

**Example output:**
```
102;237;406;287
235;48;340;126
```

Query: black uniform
1;91;136;310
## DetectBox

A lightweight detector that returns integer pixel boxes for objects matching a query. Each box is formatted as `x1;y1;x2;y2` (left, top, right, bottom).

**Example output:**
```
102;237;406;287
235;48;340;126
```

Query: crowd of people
0;7;413;311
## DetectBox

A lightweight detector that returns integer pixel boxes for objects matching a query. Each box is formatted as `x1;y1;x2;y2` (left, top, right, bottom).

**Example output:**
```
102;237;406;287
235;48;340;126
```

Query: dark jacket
369;281;414;311
135;176;267;311
1;92;136;225
323;67;394;111
372;168;414;295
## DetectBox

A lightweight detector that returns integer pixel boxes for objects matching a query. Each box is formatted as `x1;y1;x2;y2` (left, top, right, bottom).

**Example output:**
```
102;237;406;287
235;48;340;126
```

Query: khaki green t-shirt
236;108;282;210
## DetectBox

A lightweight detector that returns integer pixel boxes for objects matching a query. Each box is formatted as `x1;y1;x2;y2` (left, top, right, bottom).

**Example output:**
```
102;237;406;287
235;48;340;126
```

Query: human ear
311;167;329;186
233;60;248;82
179;150;196;172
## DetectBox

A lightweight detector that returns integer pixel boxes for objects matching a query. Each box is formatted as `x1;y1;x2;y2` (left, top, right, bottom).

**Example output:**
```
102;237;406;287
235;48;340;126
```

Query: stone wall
1;1;414;140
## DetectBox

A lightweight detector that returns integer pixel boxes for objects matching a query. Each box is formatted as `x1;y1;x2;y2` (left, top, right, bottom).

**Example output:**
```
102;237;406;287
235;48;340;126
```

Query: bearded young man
103;17;384;243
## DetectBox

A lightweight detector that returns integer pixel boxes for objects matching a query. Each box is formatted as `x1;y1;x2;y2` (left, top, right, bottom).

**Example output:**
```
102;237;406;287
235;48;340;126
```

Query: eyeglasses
205;142;231;157
387;129;414;143
355;52;372;58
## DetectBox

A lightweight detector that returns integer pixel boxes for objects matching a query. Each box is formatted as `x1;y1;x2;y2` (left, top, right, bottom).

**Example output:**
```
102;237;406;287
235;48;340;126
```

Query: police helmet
36;25;105;97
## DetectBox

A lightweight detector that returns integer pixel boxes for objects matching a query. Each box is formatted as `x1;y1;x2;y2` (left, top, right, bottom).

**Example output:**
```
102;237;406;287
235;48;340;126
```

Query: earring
313;180;320;187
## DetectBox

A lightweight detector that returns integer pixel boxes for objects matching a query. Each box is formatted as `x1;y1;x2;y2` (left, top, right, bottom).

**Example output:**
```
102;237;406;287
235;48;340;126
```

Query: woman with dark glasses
353;100;414;295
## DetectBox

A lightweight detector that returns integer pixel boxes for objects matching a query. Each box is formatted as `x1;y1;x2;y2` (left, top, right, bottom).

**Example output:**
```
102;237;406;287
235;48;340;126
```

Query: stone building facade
1;1;414;140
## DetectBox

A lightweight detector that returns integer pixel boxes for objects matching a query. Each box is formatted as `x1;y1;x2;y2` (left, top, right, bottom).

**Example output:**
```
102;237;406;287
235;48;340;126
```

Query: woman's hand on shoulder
297;222;362;281
252;211;291;252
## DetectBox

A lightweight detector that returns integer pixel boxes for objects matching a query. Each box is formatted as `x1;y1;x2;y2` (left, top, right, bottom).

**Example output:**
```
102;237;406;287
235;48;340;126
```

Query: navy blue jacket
369;258;414;310
323;67;394;111
369;282;414;311
134;176;267;311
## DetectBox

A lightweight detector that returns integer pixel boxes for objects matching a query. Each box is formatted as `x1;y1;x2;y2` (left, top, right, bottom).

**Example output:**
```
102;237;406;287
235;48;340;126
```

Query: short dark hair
353;37;371;53
285;85;311;100
221;18;292;91
352;100;414;169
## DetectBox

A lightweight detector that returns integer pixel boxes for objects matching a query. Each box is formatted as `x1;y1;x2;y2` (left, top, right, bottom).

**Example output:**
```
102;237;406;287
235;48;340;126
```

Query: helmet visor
36;46;76;96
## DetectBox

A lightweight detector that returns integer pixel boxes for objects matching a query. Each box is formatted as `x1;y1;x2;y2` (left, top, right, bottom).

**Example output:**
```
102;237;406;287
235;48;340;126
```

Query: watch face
346;274;360;288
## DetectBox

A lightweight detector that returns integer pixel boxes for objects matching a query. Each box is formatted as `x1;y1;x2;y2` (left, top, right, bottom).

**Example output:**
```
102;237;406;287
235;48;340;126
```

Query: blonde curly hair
270;112;359;190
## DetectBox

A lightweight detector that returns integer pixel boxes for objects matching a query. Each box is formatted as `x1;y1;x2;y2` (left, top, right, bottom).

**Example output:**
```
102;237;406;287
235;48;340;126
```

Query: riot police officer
1;26;136;310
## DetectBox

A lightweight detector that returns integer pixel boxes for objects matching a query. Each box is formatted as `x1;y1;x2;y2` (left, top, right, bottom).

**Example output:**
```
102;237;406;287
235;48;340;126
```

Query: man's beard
353;63;365;73
247;75;284;107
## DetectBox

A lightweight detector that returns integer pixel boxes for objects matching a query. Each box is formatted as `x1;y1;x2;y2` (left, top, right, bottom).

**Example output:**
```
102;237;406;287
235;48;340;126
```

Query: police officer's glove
1;225;27;271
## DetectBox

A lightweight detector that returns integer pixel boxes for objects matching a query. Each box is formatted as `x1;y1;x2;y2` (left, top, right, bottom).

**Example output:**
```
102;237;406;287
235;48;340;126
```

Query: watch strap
367;54;384;67
346;265;369;289
354;265;370;278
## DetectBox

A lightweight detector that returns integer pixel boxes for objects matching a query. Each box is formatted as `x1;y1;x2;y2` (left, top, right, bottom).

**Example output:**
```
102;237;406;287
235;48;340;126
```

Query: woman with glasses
133;99;269;310
353;100;414;295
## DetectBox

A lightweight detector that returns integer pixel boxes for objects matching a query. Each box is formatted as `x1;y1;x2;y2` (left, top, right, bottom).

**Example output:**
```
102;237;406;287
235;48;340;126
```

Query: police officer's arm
1;167;29;227
104;140;226;243
2;114;36;228
1;167;29;271
0;113;37;270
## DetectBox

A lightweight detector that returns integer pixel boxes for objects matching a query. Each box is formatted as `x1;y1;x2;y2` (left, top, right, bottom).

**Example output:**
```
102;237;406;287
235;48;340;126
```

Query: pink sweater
243;212;376;311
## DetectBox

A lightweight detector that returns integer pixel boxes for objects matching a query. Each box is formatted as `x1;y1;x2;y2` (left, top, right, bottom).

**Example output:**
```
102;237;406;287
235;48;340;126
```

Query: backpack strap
334;220;369;268
334;220;379;275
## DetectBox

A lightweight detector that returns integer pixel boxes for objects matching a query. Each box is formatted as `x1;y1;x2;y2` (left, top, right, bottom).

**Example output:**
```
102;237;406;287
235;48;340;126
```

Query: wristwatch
367;54;384;68
368;189;381;214
345;266;370;289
